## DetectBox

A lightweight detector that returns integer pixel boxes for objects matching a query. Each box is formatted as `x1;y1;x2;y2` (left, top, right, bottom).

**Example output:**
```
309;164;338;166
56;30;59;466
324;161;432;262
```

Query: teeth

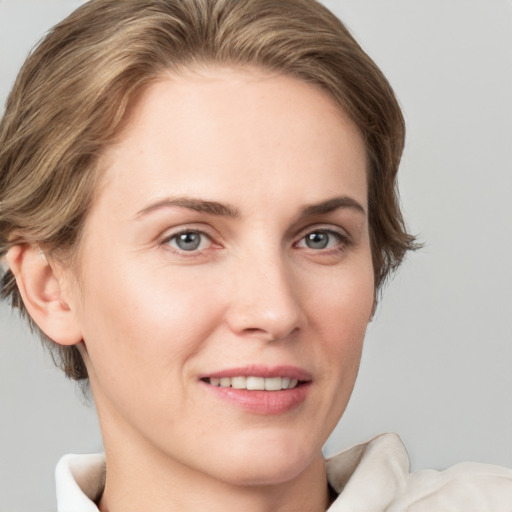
231;376;246;389
265;377;282;391
208;376;300;390
246;376;265;390
219;377;231;388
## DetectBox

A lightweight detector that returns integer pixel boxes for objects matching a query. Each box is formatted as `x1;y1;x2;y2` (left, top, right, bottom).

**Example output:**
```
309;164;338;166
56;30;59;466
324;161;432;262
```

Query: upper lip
200;365;312;381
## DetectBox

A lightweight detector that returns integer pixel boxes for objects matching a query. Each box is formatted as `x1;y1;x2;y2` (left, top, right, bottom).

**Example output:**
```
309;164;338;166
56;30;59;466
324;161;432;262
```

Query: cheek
309;255;375;336
317;297;367;384
75;255;226;379
306;256;374;380
297;264;373;443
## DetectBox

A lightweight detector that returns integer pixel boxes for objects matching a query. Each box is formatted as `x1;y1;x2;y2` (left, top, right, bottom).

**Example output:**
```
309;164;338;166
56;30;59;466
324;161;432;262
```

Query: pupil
306;232;328;249
177;232;200;251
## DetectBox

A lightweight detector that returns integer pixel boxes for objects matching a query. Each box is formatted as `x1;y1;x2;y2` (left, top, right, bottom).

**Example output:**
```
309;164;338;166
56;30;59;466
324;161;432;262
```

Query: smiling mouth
201;368;311;414
202;376;301;390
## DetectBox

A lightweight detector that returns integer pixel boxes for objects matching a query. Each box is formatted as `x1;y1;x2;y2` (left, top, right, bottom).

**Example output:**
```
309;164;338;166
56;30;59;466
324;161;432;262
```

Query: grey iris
176;232;201;251
305;232;329;249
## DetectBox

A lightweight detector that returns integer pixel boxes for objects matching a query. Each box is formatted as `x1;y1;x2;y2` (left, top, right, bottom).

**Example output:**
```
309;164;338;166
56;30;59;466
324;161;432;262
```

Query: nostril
239;325;300;342
225;281;304;340
244;327;264;334
241;327;276;339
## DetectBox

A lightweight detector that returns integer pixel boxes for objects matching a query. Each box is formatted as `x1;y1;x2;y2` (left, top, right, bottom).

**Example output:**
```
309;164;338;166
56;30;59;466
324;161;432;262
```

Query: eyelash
161;229;215;256
294;228;350;253
160;227;350;257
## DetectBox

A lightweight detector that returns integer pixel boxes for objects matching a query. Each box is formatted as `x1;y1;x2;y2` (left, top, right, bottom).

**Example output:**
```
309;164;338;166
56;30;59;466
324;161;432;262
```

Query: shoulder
327;433;512;511
389;460;512;511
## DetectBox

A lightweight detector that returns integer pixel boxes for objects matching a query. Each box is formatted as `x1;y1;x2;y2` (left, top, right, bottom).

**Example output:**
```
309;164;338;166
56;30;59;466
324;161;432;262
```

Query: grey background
1;1;511;510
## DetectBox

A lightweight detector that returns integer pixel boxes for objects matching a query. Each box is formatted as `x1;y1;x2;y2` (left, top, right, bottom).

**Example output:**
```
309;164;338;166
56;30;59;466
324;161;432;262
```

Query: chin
208;435;322;487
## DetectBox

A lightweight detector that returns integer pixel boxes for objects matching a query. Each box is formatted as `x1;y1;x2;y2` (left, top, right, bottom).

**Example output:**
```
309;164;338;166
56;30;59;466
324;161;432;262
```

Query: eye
296;229;346;251
164;230;212;252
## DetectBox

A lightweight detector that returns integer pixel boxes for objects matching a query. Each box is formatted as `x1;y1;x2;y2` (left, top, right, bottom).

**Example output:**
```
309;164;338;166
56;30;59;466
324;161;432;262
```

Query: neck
98;428;330;512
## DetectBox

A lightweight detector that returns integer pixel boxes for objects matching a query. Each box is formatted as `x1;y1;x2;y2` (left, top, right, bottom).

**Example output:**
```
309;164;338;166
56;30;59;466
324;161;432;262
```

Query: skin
10;67;375;512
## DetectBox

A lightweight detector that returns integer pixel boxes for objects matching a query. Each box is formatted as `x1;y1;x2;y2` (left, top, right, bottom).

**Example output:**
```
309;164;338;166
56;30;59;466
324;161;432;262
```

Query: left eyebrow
299;196;366;218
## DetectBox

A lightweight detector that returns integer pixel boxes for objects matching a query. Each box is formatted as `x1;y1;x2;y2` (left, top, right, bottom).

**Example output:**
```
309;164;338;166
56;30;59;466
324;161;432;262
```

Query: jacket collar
55;433;409;511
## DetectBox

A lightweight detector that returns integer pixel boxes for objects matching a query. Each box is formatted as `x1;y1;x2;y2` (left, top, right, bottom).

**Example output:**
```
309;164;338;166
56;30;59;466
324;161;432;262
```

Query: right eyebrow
135;196;241;219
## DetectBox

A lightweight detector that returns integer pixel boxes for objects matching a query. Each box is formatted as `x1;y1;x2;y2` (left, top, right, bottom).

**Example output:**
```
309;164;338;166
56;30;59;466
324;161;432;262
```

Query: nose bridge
227;242;304;340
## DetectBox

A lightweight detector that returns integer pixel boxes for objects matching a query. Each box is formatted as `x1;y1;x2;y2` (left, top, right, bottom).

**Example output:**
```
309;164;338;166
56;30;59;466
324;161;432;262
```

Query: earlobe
6;244;83;346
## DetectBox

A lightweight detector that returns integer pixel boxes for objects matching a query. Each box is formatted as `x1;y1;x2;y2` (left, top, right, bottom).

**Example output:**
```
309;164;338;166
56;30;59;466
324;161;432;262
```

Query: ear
6;244;83;346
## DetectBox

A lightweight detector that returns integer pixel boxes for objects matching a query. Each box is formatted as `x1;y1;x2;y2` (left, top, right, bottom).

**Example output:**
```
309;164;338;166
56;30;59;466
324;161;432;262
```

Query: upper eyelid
163;229;210;241
159;224;217;242
294;224;350;241
296;229;345;242
162;227;206;238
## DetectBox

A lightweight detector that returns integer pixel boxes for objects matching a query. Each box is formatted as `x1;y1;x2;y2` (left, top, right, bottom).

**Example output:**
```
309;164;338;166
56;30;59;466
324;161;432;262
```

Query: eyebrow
300;196;366;217
135;195;365;219
136;196;240;218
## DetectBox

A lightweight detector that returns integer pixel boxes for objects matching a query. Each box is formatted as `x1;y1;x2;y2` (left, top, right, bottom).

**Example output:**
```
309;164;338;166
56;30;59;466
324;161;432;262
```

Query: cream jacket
55;433;512;511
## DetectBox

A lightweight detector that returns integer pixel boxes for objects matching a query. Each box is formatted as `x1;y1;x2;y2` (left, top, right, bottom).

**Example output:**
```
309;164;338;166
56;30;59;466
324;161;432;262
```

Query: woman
1;1;511;510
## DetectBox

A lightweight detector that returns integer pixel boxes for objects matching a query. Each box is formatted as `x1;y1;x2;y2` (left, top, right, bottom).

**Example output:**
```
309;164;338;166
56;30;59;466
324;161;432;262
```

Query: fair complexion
10;67;374;512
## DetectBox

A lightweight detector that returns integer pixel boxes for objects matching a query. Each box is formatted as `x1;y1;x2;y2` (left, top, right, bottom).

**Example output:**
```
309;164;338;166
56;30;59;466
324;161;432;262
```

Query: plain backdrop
1;1;511;510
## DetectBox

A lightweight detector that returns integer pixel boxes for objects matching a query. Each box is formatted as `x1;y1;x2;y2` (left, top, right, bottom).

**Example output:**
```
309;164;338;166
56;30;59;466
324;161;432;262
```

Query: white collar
55;432;512;511
55;433;409;511
325;433;409;510
56;452;105;512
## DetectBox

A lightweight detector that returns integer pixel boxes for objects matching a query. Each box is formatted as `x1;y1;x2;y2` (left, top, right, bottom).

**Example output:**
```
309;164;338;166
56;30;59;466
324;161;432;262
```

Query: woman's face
67;67;374;485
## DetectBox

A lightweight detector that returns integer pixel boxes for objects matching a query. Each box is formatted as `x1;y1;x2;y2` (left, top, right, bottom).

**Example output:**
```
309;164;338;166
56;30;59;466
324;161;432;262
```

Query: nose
226;260;304;341
225;251;305;341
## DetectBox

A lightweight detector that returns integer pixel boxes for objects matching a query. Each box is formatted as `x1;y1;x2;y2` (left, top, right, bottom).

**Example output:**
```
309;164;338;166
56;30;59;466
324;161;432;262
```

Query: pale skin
8;67;375;512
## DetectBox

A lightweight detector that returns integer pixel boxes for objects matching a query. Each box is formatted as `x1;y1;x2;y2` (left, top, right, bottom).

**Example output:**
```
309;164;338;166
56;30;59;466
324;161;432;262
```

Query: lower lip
202;382;311;415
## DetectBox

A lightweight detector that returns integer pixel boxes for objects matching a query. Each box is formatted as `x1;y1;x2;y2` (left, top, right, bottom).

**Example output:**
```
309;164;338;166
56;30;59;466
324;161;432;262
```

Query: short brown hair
0;0;417;380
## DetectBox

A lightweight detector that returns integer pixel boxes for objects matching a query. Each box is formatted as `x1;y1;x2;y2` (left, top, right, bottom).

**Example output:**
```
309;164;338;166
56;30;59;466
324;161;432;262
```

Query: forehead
94;66;367;216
